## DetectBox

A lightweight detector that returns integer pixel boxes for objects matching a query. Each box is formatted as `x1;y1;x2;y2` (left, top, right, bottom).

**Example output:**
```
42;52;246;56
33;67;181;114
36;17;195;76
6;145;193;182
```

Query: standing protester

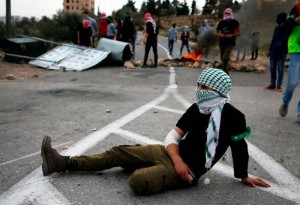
236;24;250;61
106;16;117;40
82;11;97;47
77;19;92;47
265;12;288;92
116;19;123;41
132;21;137;54
180;26;191;56
250;28;260;60
41;68;270;195
279;1;300;124
198;19;211;37
98;12;108;40
197;19;212;57
215;8;240;74
122;12;135;53
142;12;158;68
167;23;177;56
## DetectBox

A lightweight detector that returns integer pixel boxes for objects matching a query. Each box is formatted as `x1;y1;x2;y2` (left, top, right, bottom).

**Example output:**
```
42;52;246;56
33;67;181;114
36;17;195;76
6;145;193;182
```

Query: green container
3;36;47;63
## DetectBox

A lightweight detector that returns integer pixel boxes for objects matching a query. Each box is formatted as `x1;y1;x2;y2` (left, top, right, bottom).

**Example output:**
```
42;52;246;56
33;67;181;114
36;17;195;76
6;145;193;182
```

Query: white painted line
153;105;184;115
113;128;163;145
247;141;300;190
61;92;169;156
0;169;70;205
0;88;170;205
172;89;193;109
212;163;300;203
158;43;171;59
0;141;74;167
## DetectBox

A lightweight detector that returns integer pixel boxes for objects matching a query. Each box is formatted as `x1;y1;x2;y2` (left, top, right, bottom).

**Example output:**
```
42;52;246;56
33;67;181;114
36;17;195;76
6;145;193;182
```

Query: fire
183;51;203;61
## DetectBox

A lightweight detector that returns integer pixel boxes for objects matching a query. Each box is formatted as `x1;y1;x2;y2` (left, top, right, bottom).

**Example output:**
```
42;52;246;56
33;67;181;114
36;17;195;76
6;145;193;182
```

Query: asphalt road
0;36;299;205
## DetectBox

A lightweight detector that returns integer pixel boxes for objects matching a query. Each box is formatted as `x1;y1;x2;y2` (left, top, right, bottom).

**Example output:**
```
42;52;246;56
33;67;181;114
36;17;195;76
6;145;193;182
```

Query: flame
183;52;203;61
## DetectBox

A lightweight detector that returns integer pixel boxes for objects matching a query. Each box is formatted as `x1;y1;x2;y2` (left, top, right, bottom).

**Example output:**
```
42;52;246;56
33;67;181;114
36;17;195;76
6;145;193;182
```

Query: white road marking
0;87;170;205
0;169;70;205
0;141;74;166
153;105;185;115
113;128;163;145
247;141;300;191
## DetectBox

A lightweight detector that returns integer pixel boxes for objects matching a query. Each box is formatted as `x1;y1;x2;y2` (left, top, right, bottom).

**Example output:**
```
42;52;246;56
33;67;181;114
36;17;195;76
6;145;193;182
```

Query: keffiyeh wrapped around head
223;8;234;20
197;68;232;97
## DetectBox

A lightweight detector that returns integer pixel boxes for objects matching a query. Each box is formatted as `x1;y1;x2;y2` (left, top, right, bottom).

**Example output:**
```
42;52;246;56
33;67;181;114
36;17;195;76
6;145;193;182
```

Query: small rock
124;61;135;69
106;109;112;113
5;74;16;80
203;177;210;185
63;146;68;150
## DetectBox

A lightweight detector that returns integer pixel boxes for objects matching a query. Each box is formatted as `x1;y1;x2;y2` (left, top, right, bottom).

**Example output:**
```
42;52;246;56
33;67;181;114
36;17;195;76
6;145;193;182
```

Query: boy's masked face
195;88;220;104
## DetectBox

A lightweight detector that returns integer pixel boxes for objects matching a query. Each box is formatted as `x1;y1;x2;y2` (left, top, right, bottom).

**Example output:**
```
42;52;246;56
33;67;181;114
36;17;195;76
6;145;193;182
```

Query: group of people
76;11;137;51
167;24;191;57
214;5;300;123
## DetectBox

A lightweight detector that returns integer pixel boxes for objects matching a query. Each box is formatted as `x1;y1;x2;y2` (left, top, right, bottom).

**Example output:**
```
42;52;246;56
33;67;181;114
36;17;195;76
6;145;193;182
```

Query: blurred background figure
236;24;250;61
106;16;117;40
98;12;108;39
180;26;191;56
122;12;135;53
116;19;123;41
197;19;213;57
77;19;92;47
168;23;177;56
250;27;260;60
265;12;288;92
82;11;97;47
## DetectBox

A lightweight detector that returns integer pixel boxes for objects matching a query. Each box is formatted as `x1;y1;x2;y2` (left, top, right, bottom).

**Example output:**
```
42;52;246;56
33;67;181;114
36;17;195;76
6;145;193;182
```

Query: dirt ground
0;60;49;81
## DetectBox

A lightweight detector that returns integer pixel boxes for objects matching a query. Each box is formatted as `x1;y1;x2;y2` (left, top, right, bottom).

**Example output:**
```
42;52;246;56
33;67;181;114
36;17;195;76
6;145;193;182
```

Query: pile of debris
123;58;268;73
123;41;268;72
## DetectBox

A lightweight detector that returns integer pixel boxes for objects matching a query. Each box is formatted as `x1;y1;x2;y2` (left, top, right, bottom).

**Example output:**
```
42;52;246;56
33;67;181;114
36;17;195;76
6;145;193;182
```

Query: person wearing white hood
215;8;240;74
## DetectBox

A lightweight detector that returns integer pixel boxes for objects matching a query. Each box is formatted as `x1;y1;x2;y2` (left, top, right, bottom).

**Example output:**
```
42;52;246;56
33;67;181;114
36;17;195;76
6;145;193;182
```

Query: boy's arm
165;127;195;184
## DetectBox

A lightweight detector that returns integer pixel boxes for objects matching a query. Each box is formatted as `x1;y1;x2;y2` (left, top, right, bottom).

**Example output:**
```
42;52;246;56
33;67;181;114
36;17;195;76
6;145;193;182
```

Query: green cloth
231;126;251;141
288;26;300;54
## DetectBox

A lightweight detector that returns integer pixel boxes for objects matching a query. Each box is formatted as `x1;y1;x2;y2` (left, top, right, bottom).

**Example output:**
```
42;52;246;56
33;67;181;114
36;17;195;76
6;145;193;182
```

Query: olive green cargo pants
72;145;188;195
219;46;233;74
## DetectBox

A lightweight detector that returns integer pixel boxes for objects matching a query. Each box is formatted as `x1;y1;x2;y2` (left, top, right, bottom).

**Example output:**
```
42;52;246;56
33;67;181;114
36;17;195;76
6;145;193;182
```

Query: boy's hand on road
241;177;271;188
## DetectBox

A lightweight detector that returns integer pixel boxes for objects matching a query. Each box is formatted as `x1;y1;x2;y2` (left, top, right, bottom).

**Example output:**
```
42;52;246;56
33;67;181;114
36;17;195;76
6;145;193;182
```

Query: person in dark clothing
215;8;240;74
41;68;270;195
116;19;123;41
180;26;191;56
250;29;260;60
265;12;288;92
77;19;92;47
122;12;135;52
142;12;158;68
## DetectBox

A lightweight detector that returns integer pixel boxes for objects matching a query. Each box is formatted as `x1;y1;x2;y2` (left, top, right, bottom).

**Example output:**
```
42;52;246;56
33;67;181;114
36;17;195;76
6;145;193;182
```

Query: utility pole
6;0;12;36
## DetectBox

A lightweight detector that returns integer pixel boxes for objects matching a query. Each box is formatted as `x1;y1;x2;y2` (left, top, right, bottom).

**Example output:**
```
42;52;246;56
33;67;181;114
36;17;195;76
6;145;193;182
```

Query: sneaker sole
41;136;50;176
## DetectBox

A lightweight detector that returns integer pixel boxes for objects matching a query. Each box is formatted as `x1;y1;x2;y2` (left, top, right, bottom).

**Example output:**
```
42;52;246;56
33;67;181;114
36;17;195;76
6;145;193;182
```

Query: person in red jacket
98;12;108;40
